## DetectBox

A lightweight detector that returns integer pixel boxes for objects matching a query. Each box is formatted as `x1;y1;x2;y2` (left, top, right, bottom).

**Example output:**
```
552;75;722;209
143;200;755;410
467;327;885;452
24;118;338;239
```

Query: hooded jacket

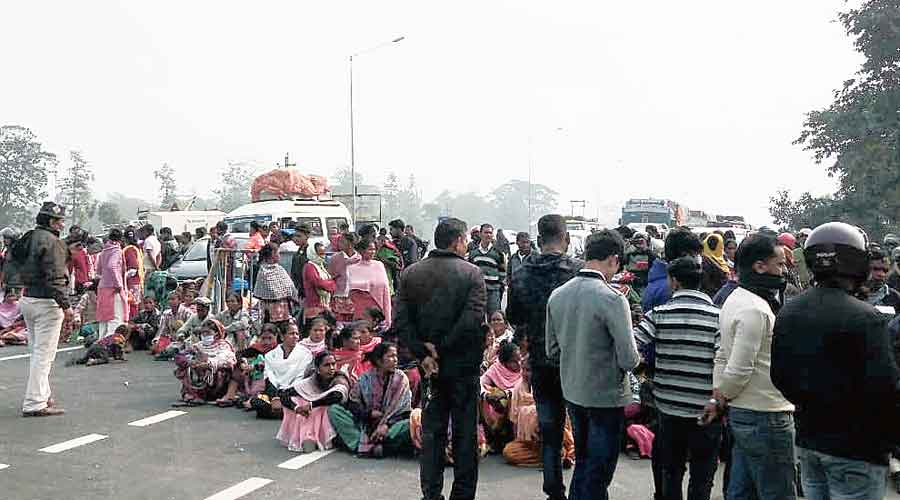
641;259;670;314
506;252;583;369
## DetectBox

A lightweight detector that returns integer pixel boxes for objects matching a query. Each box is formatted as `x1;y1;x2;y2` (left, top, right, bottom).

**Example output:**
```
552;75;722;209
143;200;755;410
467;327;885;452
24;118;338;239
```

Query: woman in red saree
122;228;144;319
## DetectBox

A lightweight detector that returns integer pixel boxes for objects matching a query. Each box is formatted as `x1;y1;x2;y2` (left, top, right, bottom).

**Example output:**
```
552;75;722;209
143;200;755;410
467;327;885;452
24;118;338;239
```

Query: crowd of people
3;200;900;500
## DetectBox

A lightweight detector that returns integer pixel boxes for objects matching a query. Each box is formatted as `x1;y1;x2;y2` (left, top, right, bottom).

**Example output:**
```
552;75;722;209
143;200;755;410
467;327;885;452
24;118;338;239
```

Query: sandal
216;399;235;408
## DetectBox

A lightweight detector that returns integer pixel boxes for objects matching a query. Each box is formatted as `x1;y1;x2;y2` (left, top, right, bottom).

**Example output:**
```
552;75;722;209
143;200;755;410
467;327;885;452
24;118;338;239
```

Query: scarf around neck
739;270;786;314
703;234;730;275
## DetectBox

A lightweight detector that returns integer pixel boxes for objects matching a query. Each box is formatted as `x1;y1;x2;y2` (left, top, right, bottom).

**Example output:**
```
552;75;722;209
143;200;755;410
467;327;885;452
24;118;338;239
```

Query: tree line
770;1;900;239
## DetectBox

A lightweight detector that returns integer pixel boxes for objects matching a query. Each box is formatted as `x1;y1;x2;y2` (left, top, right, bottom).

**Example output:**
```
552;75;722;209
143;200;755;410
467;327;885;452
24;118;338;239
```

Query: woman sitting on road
346;238;392;327
247;322;313;418
215;324;279;408
482;310;514;372
254;242;298;331
0;288;27;347
298;316;329;355
331;321;372;381
173;319;236;406
328;342;413;458
480;341;523;452
277;350;351;453
215;293;251;350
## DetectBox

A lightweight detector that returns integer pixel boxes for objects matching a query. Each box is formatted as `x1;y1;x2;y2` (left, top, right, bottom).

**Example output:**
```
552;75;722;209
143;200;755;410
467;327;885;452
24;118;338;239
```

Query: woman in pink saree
346;239;391;327
480;341;523;451
173;318;236;405
96;229;129;338
0;289;27;346
277;350;351;453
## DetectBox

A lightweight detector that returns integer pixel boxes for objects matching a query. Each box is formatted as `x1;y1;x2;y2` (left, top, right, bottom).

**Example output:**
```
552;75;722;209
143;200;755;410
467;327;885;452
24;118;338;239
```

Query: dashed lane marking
276;449;336;470
0;345;83;362
38;433;108;454
128;410;186;427
203;477;273;500
0;464;8;471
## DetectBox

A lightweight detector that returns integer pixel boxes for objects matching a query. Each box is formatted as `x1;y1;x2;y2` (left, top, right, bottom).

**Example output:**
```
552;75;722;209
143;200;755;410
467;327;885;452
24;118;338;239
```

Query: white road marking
203;477;273;500
38;433;108;454
0;345;83;362
127;410;186;427
0;464;9;471
276;449;336;470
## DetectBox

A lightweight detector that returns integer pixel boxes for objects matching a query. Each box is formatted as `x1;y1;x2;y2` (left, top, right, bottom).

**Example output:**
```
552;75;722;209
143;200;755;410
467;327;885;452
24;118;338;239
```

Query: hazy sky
3;1;862;226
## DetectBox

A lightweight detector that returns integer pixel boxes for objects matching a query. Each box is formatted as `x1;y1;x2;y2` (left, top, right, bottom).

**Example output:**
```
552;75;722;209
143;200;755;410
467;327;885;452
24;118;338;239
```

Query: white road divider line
0;345;83;362
277;449;336;470
0;464;9;471
38;433;108;454
203;477;273;500
128;410;186;427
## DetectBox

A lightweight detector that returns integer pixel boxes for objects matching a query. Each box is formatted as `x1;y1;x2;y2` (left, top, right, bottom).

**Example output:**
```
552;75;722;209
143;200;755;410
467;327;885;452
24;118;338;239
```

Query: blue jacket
641;259;670;313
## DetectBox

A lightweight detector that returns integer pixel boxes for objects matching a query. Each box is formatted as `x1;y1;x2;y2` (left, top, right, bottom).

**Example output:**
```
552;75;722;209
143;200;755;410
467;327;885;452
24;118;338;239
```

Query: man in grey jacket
546;229;640;500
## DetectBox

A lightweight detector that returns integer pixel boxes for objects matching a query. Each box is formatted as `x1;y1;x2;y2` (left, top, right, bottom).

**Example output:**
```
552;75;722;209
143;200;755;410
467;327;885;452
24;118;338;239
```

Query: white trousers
21;297;64;412
99;294;126;338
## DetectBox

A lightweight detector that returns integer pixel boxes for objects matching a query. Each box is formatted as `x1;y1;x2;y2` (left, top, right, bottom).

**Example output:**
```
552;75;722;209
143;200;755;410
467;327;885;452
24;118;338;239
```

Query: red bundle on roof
250;168;331;202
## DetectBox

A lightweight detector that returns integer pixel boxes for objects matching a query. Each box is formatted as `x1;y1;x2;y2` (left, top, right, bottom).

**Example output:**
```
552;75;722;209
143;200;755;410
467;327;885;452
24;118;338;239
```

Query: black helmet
803;222;869;282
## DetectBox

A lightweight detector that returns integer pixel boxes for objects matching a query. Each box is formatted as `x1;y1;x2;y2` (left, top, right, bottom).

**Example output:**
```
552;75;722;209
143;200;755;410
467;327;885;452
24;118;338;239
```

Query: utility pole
570;199;587;218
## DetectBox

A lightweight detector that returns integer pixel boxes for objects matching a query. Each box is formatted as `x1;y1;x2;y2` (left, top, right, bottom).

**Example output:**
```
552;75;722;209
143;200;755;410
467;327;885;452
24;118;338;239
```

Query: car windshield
183;239;209;261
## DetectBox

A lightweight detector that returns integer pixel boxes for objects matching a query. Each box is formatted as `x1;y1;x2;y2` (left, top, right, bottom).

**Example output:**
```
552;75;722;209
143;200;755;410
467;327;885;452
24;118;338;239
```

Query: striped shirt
634;289;720;418
469;244;507;291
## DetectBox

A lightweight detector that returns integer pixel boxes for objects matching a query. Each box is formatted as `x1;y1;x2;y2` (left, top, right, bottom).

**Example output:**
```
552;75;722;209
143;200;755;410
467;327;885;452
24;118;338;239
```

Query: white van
224;198;354;250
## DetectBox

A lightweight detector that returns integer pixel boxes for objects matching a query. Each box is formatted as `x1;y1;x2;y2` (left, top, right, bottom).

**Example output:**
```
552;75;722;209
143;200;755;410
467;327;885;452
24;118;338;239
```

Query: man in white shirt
142;224;161;274
705;233;796;500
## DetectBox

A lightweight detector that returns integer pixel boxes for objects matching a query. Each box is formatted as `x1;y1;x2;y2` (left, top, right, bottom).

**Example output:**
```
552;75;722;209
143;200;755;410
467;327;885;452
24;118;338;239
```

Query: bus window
295;217;324;236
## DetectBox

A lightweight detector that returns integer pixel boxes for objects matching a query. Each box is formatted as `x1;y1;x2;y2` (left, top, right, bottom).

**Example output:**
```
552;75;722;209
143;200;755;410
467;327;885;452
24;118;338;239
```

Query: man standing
468;223;507;315
506;231;533;286
7;202;71;417
861;246;900;313
546;229;640;500
710;234;796;500
405;224;429;260
288;223;311;299
635;256;722;500
772;223;900;500
507;214;582;500
395;218;486;500
389;219;419;267
142;224;161;274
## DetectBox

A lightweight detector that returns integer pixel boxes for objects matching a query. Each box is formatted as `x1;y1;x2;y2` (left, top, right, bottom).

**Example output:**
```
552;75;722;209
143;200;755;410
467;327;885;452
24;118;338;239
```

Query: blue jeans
566;402;624;500
727;408;796;500
798;447;887;500
532;365;568;500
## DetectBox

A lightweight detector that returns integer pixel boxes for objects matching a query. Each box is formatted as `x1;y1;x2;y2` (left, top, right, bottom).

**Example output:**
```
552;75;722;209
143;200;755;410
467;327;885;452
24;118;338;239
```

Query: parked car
167;235;250;282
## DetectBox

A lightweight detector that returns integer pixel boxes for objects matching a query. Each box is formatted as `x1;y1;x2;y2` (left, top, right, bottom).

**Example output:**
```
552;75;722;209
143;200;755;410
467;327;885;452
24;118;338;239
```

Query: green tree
795;0;900;238
57;150;97;226
490;179;558;231
0;125;56;228
96;201;123;227
769;190;842;231
214;161;256;211
153;163;178;209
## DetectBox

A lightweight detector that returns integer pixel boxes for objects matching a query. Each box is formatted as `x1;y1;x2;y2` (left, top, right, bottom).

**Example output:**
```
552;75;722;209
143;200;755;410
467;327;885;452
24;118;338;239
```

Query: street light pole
349;36;404;227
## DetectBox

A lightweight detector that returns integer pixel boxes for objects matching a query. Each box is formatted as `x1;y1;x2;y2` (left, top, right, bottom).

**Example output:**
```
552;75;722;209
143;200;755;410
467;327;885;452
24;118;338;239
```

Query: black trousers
420;375;480;500
654;412;723;500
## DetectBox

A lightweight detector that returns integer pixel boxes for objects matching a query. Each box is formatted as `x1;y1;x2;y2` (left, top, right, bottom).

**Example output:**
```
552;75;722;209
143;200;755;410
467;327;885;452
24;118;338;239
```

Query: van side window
295;217;324;236
326;217;348;235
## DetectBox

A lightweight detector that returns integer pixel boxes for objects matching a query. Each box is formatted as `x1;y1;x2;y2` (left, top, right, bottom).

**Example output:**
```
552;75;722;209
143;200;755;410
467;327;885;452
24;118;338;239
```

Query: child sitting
129;296;160;351
152;292;192;358
0;289;27;346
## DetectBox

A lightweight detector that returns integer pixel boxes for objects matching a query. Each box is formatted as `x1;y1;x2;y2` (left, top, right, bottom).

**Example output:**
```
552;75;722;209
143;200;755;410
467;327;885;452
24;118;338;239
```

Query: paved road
0;344;893;500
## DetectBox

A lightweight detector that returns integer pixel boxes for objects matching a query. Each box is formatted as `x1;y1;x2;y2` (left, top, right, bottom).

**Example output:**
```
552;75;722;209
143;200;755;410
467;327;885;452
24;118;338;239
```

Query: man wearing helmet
772;222;899;500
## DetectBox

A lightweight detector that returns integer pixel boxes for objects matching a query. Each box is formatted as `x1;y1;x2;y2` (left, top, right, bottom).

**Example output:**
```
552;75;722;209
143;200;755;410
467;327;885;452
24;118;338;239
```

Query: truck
619;198;686;228
143;210;227;235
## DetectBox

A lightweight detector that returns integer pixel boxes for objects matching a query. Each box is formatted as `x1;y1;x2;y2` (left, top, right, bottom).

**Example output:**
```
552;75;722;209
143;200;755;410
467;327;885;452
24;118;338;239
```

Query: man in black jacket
389;218;419;268
772;222;900;499
6;202;71;417
506;214;582;500
288;223;311;298
395;217;486;500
